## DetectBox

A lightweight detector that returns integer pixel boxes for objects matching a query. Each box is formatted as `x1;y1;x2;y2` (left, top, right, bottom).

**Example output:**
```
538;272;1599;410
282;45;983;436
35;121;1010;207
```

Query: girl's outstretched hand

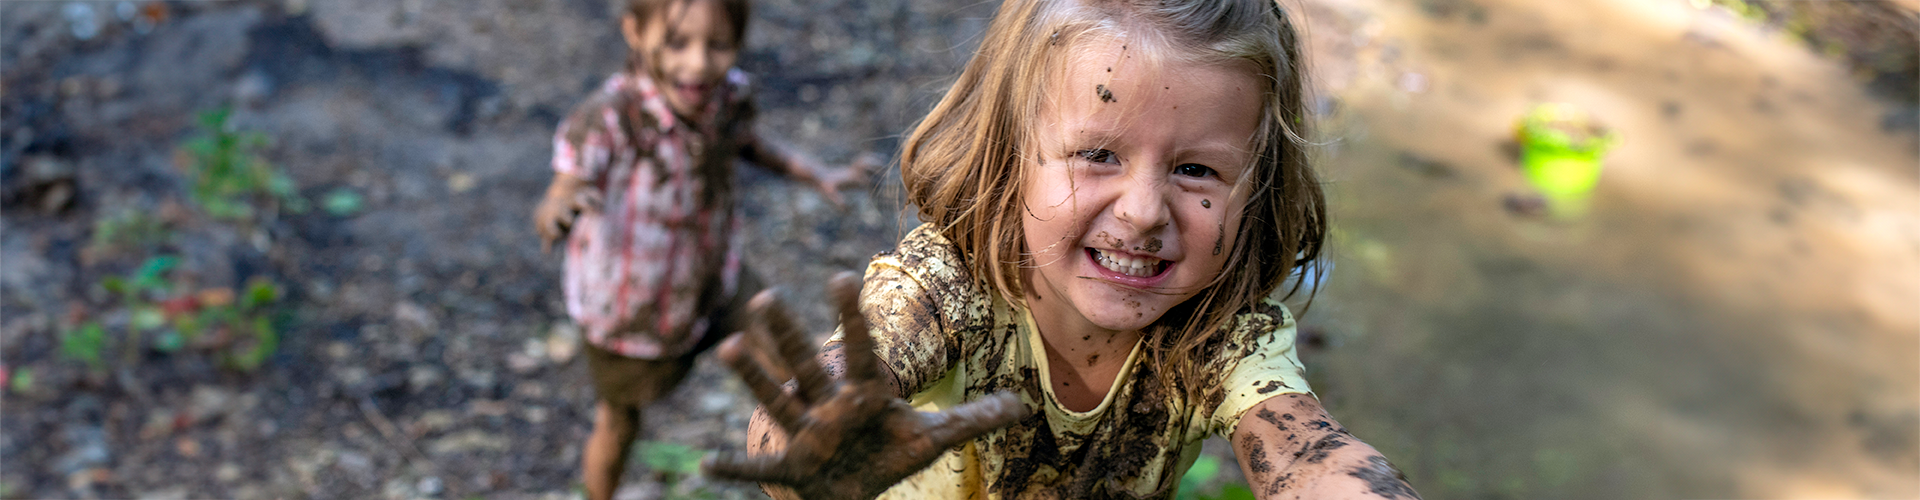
532;173;600;254
705;273;1030;500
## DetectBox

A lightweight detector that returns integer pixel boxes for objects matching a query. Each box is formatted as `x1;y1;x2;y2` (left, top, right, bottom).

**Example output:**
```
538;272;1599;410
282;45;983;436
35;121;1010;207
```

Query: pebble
215;463;241;483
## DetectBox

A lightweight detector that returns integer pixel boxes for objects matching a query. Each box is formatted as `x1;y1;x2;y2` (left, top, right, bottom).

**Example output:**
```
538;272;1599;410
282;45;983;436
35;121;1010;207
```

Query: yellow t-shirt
836;223;1312;499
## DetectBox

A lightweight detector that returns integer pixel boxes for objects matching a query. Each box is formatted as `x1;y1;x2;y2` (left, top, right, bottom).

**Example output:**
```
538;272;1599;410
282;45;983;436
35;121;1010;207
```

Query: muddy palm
705;273;1030;500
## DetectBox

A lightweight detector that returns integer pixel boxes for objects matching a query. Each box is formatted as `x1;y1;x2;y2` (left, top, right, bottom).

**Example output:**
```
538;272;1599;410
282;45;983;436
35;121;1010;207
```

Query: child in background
531;0;866;499
705;0;1422;498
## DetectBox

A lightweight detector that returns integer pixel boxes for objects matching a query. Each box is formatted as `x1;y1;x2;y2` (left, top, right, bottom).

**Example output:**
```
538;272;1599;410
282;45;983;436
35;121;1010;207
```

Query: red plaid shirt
551;69;751;359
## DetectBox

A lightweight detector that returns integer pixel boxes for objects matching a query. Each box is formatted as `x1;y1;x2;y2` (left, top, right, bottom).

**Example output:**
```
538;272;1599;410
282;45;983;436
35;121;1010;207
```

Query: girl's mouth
1088;248;1171;278
674;83;710;104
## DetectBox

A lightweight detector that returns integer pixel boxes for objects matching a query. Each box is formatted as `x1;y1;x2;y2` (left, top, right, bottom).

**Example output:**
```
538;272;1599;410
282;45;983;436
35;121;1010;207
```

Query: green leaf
133;255;180;293
9;367;34;393
131;307;167;331
101;276;128;295
321;188;365;216
60;323;107;370
153;330;185;353
242;281;278;310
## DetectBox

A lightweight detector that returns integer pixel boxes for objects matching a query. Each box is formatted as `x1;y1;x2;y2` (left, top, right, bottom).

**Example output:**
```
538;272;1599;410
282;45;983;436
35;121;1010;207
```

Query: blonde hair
899;0;1326;403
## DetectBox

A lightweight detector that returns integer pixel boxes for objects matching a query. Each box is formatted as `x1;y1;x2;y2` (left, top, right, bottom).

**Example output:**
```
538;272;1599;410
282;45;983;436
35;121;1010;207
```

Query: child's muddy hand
706;273;1030;500
533;174;600;254
811;152;881;209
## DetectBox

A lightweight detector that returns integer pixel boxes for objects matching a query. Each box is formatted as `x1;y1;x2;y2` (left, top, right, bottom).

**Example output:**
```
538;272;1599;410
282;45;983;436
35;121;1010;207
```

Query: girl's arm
738;130;875;207
1231;393;1422;499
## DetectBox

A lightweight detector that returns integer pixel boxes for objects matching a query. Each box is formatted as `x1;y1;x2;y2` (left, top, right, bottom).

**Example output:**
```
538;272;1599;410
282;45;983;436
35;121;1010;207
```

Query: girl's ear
621;13;645;52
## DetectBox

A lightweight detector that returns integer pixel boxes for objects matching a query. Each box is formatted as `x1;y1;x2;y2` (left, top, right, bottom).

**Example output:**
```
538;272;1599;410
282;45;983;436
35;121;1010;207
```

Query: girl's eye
1076;149;1117;164
666;36;688;50
1174;163;1217;178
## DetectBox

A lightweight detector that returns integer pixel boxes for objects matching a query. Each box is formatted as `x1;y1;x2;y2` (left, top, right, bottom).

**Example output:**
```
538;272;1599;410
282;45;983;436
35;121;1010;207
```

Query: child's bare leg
584;401;640;500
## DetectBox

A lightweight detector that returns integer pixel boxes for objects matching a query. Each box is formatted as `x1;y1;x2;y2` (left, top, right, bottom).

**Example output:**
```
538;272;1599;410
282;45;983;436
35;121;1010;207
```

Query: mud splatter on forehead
1096;84;1116;103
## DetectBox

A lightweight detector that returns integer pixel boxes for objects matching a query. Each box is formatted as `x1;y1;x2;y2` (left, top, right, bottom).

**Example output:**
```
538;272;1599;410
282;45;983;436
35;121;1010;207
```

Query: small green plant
179;107;306;222
59;323;108;374
321;187;365;217
88;207;171;255
7;366;33;394
635;441;715;500
64;255;285;374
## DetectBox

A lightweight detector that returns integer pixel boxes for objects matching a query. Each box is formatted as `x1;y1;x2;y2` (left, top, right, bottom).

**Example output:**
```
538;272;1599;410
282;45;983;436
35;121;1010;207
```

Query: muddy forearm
1232;394;1420;499
740;132;820;184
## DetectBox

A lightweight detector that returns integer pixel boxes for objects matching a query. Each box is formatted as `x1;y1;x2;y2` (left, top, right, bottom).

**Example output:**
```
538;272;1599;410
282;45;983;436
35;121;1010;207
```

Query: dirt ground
2;0;1916;499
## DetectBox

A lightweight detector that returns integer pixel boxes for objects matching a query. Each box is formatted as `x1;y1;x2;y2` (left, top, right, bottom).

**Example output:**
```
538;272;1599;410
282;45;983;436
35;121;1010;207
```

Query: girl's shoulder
866;223;993;319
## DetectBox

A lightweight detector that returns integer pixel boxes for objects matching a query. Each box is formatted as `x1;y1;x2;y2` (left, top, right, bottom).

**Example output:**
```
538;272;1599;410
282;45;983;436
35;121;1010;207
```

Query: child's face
1021;38;1265;336
623;0;740;120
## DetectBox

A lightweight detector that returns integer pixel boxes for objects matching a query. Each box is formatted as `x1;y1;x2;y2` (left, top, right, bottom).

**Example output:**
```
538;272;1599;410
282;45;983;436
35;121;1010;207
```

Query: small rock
137;486;190;500
468;400;510;417
234;70;275;108
395;301;437;333
408;365;446;392
447;172;476;193
506;352;541;374
699;391;734;413
408;410;458;437
512;381;548;399
173;437;200;458
523;406;549;424
418;476;444;496
54;425;110;474
215;463;242;483
427;430;511;456
190;386;236;421
335;450;374;476
546;324;581;363
326;341;352;360
336;366;371;389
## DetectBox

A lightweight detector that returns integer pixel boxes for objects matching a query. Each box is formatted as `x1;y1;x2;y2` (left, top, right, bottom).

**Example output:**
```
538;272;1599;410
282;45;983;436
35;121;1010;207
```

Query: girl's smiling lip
1083;246;1174;287
672;81;711;104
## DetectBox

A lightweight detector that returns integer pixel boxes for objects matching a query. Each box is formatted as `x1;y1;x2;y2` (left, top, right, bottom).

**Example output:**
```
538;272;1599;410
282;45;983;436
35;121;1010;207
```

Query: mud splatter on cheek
1096;84;1116;103
1086;353;1099;367
1201;199;1211;209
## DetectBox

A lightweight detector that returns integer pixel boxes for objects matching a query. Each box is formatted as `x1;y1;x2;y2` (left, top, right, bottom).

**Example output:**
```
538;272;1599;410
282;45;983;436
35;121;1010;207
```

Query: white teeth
1093;249;1164;277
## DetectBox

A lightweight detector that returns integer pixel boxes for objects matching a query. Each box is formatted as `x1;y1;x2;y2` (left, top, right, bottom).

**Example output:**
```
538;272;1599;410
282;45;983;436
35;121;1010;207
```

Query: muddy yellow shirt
838;224;1312;499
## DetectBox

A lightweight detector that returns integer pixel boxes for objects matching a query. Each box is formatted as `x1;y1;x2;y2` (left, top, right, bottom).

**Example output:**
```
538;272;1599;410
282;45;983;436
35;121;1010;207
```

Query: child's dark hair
625;0;751;42
898;0;1326;404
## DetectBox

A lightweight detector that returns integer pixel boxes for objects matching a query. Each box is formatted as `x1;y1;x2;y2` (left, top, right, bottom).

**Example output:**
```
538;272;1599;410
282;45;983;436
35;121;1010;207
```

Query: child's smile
1021;37;1265;338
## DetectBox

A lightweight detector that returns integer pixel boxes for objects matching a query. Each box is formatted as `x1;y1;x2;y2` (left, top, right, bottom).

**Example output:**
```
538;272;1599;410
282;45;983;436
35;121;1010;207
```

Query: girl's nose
1112;171;1170;233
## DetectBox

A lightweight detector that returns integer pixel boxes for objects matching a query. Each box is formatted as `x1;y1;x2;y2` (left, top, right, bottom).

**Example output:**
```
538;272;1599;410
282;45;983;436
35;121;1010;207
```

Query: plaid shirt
551;69;752;359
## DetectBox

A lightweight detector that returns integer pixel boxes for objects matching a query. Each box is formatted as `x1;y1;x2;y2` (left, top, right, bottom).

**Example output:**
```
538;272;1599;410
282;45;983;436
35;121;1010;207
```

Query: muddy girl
530;0;867;498
705;0;1421;498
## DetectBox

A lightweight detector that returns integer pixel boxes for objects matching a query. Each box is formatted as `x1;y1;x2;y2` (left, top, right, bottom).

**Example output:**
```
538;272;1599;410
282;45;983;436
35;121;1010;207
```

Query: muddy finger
748;290;834;404
720;334;809;430
920;392;1030;450
828;272;882;382
703;452;801;485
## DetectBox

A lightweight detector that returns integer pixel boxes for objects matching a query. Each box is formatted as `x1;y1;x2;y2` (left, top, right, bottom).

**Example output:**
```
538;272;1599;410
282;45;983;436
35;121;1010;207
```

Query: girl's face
1021;38;1265;337
624;0;740;120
